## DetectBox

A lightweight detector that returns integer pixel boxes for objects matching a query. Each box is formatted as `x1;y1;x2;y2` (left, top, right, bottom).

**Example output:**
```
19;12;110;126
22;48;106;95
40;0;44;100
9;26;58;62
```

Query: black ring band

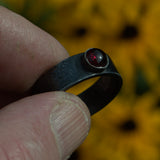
31;48;122;115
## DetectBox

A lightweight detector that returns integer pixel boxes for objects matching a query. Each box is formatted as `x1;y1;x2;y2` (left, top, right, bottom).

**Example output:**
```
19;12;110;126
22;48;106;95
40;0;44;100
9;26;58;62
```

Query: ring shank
31;51;122;115
78;75;122;115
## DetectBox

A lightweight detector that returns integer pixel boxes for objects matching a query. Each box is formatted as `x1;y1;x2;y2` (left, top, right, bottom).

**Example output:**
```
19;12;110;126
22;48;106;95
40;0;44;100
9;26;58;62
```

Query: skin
0;6;90;160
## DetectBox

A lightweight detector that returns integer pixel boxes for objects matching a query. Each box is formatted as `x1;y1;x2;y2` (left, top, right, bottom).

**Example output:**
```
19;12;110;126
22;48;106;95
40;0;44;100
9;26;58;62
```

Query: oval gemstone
86;48;107;67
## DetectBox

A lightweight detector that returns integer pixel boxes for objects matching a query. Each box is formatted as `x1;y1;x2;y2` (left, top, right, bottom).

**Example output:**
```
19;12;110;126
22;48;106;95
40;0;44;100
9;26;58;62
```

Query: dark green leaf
135;67;150;95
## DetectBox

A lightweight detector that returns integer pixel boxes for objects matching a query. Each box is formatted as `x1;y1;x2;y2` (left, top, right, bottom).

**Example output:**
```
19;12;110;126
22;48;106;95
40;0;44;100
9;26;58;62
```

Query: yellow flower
46;3;103;54
79;93;160;160
43;0;160;96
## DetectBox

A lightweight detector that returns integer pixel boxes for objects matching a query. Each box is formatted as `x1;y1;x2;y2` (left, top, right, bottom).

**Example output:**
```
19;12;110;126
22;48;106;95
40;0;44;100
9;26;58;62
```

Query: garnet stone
85;48;107;67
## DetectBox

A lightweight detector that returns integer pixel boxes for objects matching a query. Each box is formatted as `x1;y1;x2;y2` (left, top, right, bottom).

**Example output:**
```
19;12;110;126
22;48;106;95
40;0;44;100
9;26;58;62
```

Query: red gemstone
86;49;107;67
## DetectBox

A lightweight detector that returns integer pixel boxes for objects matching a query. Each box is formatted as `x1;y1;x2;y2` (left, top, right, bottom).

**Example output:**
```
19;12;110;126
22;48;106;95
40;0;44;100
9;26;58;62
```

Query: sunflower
82;0;160;95
46;1;103;55
78;93;160;160
42;0;160;96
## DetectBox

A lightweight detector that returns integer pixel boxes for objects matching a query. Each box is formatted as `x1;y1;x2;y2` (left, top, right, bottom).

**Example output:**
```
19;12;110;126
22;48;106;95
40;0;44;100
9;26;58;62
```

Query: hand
0;6;90;160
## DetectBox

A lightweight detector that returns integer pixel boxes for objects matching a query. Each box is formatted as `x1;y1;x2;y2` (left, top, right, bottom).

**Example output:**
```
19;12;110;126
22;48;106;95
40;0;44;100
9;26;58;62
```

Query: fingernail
49;97;90;159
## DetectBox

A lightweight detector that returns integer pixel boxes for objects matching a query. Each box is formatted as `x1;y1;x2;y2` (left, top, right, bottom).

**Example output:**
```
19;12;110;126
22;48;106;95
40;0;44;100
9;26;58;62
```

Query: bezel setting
83;48;109;72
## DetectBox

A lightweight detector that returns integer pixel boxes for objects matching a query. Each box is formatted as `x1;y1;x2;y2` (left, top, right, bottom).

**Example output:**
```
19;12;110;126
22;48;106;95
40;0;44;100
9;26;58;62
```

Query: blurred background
1;0;160;159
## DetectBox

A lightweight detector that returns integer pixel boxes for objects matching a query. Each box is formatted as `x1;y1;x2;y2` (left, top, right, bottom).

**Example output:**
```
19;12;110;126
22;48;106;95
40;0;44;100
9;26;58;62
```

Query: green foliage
135;67;151;95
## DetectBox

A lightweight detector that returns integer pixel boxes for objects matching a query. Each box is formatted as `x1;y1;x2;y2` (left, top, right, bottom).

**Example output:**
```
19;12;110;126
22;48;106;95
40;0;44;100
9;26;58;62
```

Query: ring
31;48;123;115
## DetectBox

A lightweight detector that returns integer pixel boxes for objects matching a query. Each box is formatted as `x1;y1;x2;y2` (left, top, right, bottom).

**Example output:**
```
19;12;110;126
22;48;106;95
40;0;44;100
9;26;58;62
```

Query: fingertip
0;6;69;93
0;91;90;160
49;92;91;159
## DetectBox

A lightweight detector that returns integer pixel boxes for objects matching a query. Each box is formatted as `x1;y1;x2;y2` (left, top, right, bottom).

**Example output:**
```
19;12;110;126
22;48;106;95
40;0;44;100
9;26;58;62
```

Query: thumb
0;92;90;160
